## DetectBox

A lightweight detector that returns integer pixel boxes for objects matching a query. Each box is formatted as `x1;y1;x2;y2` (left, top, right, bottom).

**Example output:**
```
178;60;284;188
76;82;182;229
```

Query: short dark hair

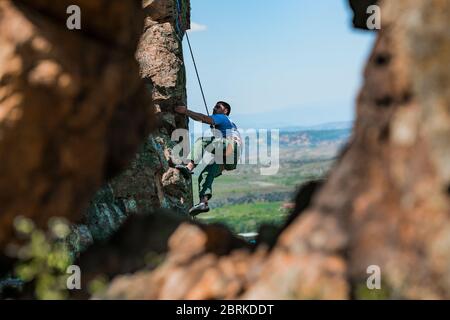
217;101;231;115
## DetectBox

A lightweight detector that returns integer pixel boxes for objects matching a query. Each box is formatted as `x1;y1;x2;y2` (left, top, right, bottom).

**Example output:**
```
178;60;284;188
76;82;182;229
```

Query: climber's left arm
174;106;214;125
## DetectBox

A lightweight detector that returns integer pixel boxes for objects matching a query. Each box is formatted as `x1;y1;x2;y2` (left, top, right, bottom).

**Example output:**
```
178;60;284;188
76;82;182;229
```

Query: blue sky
183;0;375;128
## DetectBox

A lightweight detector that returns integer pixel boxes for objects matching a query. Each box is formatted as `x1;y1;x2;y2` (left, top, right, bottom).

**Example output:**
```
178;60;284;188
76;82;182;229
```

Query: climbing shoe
175;164;194;179
189;202;210;217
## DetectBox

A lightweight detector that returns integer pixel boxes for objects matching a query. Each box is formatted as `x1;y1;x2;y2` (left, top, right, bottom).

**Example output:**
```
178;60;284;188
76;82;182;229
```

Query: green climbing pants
187;136;240;201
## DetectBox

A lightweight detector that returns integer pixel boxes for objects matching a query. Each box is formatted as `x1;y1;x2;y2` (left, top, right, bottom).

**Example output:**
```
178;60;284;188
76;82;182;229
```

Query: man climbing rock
174;101;242;217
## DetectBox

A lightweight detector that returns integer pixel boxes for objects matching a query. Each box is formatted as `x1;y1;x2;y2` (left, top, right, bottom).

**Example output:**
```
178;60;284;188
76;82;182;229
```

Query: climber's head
213;101;231;116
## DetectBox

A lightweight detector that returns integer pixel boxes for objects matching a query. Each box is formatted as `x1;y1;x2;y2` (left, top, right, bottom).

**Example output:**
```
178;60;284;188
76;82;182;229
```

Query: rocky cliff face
101;0;450;300
74;0;192;247
0;0;151;251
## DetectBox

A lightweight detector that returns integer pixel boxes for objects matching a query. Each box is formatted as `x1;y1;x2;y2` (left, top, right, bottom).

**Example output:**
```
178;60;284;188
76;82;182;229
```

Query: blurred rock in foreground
0;0;151;251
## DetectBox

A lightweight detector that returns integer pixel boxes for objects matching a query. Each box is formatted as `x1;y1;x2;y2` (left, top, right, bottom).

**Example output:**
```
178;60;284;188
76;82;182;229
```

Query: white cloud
188;22;207;33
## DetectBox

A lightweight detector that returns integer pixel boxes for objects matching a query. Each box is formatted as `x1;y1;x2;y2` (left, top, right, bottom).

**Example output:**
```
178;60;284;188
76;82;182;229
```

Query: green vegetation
13;216;73;300
197;201;289;234
354;281;392;300
193;156;334;204
87;275;109;297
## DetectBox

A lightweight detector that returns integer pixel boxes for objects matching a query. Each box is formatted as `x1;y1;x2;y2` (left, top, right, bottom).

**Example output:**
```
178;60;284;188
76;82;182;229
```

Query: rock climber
174;101;242;217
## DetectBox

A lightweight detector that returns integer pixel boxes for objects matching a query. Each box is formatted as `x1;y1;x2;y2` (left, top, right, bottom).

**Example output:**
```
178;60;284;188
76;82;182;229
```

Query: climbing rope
185;32;210;117
174;0;211;117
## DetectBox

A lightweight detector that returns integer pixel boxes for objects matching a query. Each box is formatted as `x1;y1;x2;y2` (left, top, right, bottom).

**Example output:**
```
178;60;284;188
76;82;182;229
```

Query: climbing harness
174;0;211;117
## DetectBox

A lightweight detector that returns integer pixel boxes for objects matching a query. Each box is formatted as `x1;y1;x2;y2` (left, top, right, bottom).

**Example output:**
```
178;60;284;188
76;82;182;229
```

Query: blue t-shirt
211;114;239;138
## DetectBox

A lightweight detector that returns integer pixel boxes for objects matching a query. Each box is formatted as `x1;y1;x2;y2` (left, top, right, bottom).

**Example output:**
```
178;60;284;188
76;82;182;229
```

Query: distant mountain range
230;103;354;130
232;113;354;131
279;128;351;147
278;121;353;132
